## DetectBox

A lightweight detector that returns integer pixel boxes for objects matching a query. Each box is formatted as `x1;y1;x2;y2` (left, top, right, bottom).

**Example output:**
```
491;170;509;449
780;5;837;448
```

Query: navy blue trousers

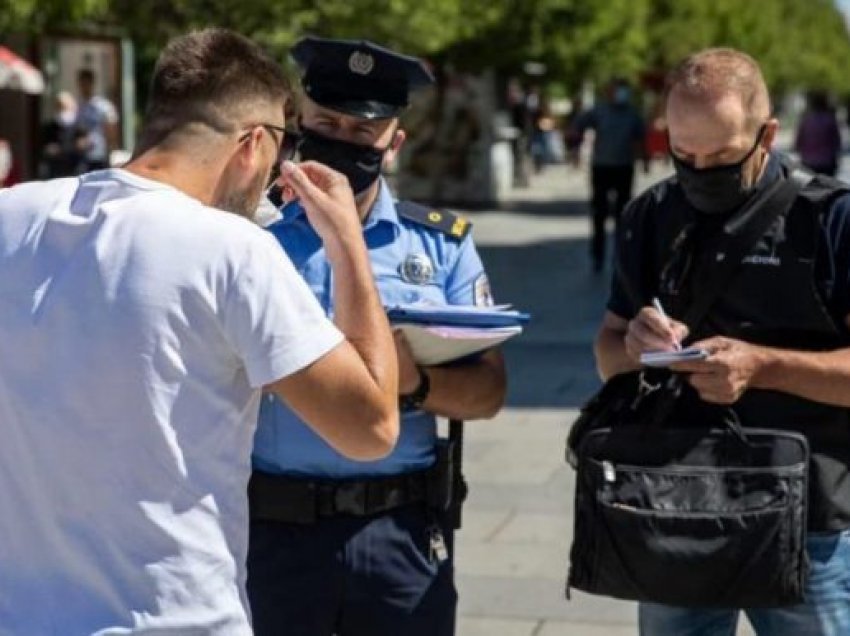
247;504;457;636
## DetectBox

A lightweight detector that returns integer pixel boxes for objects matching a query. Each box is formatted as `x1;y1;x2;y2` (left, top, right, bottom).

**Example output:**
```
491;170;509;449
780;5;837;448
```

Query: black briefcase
565;370;810;608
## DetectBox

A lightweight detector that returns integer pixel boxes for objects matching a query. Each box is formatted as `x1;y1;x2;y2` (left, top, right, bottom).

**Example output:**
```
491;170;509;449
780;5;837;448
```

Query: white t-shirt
0;170;343;635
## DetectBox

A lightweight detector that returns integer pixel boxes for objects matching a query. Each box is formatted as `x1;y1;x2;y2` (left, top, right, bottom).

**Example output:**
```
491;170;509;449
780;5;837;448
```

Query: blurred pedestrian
0;28;399;634
41;91;81;178
572;78;647;272
794;91;842;177
75;68;119;171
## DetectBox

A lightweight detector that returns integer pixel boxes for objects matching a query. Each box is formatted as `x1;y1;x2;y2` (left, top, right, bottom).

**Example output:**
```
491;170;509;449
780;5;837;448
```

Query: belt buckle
333;482;368;516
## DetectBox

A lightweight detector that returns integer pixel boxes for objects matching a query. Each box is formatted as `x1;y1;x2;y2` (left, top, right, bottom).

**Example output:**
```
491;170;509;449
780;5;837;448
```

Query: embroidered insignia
348;51;374;75
428;211;443;223
451;217;468;238
400;253;435;285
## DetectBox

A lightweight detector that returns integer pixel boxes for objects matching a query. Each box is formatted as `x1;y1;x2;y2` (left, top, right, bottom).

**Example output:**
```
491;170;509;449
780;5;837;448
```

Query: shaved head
665;48;771;133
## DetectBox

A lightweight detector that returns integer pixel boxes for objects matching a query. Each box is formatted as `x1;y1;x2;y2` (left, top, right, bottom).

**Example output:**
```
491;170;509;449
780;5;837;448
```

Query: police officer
596;48;850;635
247;36;507;636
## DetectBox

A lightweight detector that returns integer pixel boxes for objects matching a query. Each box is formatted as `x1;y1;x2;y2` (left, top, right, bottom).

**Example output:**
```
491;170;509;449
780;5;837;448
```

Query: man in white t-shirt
0;28;398;635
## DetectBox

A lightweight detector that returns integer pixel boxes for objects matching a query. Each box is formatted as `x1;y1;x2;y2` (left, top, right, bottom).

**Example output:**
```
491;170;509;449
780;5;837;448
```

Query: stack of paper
387;303;529;365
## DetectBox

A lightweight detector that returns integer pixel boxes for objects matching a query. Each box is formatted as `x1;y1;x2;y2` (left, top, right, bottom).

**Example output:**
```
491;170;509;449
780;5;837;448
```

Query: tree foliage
2;0;850;94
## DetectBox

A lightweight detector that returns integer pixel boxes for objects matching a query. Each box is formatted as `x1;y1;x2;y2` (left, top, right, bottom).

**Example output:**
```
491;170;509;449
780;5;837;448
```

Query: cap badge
400;253;434;285
349;51;375;76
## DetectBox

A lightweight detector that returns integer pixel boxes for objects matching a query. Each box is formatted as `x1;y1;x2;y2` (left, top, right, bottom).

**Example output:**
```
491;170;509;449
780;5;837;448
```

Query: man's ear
237;127;265;169
762;118;780;151
384;128;407;165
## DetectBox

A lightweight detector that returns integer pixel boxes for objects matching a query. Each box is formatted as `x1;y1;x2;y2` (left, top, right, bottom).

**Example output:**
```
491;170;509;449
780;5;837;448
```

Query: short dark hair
136;28;289;153
77;69;95;84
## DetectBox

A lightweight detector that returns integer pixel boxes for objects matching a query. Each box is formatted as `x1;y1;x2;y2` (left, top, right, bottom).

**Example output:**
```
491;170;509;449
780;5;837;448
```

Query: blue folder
386;304;530;328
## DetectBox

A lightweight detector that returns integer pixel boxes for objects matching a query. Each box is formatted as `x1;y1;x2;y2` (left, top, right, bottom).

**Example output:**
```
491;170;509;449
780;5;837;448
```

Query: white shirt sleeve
223;230;343;388
95;97;119;125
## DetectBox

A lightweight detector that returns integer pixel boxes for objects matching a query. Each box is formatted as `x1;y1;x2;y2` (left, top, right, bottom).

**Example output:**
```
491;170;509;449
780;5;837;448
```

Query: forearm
421;351;506;420
595;325;639;381
753;346;850;407
326;235;397;401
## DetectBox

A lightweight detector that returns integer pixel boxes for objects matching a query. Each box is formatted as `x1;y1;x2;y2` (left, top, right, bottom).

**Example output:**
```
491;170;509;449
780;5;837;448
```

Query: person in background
794;91;842;177
572;78;647;272
41;91;81;178
75;68;119;171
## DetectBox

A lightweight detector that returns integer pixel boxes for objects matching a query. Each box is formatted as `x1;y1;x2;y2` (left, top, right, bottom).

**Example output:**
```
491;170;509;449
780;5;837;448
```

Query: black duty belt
249;467;436;525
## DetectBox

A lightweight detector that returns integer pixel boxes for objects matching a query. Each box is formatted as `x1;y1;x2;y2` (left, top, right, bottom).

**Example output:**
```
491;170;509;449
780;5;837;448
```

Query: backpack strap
681;167;813;332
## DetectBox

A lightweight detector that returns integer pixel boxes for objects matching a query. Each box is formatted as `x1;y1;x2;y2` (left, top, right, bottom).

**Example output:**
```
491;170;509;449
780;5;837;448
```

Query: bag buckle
631;371;661;409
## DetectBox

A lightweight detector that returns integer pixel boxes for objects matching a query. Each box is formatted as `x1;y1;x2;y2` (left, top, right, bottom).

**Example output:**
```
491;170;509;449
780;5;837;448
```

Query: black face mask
297;127;390;195
671;125;766;215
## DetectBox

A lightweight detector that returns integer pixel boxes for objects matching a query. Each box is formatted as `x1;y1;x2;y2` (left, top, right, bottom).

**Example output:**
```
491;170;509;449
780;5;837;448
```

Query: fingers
684;371;738;405
393;329;410;350
279;161;327;209
627;306;687;353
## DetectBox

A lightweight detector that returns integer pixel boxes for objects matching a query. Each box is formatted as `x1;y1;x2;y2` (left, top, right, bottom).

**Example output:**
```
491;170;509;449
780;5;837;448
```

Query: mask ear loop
666;122;768;170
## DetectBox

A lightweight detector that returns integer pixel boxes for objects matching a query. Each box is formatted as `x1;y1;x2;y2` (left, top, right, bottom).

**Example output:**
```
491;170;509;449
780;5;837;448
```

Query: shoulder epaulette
395;200;472;241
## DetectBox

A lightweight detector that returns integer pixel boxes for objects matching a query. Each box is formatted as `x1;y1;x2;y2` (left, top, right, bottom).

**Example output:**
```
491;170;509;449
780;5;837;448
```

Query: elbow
468;371;507;420
344;408;399;462
369;409;400;460
482;378;507;419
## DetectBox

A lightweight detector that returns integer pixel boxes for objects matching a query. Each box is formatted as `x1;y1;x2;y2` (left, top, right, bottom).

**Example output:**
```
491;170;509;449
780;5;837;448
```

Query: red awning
0;45;44;94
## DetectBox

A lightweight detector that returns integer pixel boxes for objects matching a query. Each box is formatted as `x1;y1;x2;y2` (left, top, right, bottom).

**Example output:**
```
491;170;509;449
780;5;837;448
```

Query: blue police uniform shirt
253;178;491;478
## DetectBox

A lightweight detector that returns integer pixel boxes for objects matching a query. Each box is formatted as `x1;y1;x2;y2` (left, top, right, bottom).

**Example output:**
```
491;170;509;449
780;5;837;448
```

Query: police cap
291;36;435;120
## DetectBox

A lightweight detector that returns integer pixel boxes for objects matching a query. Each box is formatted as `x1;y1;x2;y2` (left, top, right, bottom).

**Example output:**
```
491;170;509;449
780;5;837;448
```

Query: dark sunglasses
278;130;302;162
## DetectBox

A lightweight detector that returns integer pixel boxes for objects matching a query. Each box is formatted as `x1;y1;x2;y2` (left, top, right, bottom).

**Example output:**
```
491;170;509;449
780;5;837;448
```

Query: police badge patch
348;51;374;75
400;253;434;285
474;274;493;306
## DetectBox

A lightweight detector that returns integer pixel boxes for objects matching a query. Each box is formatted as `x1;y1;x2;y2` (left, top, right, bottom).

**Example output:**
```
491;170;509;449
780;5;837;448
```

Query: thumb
280;160;326;208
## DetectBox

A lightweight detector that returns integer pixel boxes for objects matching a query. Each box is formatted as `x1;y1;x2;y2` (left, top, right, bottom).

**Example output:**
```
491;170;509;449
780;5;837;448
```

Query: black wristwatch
399;367;431;411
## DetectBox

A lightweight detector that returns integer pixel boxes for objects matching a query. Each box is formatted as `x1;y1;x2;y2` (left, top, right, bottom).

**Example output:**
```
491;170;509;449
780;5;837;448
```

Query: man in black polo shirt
595;47;850;635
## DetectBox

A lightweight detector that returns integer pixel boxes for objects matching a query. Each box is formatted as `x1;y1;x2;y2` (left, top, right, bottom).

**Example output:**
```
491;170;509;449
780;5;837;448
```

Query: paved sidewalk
452;162;757;636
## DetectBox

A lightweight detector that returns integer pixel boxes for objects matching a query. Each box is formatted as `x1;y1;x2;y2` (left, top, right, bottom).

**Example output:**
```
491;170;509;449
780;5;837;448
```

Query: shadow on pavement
497;197;588;219
479;232;612;409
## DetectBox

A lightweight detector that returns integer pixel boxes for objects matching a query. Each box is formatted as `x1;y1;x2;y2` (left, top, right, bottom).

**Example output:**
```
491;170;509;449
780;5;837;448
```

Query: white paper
640;347;709;367
394;323;522;365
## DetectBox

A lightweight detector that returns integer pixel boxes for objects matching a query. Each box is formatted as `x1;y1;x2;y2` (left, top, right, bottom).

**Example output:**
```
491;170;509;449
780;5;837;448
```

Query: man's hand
671;336;767;404
624;306;689;364
394;330;422;394
277;160;360;248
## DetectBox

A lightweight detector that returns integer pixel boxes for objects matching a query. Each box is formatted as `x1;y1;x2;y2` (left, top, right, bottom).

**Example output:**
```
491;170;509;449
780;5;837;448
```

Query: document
386;303;530;328
387;302;528;364
394;323;522;365
640;347;709;367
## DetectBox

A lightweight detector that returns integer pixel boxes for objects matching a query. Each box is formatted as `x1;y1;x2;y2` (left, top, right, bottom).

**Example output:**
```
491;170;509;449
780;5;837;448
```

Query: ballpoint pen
652;297;681;351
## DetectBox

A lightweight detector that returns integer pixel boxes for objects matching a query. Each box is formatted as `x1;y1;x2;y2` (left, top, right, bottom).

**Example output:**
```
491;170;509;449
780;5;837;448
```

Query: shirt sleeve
606;196;653;320
632;112;646;141
444;236;494;307
820;193;850;326
222;229;343;388
96;97;119;125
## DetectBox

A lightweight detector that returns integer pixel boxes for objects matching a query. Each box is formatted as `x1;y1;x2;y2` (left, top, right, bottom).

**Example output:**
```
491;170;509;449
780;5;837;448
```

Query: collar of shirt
280;177;401;238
